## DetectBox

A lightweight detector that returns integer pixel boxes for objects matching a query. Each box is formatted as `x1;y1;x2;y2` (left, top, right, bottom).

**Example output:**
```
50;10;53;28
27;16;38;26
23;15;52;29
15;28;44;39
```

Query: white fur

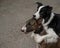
42;19;45;24
31;27;58;43
31;12;58;43
21;24;26;32
34;6;45;19
45;28;58;43
31;32;45;43
33;5;58;44
31;32;35;38
43;13;55;26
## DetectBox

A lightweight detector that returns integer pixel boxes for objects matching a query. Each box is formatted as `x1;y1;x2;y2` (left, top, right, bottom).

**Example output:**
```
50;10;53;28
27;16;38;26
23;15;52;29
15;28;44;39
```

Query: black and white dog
33;2;60;37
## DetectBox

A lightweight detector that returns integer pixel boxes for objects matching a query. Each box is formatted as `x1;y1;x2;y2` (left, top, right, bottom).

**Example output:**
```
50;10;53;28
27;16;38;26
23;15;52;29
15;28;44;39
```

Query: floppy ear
36;2;43;8
45;5;53;11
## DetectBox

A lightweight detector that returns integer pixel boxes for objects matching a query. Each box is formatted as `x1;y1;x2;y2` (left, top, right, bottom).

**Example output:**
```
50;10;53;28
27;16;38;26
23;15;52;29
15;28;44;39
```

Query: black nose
21;29;24;32
33;15;36;18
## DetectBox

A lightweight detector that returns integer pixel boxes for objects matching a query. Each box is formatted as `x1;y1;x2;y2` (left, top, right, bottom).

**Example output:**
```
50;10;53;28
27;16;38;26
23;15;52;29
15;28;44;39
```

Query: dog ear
45;5;53;11
36;2;43;8
36;2;43;6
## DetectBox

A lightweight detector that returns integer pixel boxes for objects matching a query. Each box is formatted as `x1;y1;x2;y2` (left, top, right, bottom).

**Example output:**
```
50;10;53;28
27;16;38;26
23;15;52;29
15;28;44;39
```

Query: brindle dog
21;17;46;35
21;18;60;48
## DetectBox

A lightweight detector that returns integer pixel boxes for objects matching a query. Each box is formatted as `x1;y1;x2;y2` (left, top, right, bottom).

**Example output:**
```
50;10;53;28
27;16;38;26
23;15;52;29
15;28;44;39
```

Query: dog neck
42;13;55;26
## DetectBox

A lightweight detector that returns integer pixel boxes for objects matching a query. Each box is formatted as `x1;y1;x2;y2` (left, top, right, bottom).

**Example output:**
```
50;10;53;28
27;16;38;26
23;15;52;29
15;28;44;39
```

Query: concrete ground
0;0;60;48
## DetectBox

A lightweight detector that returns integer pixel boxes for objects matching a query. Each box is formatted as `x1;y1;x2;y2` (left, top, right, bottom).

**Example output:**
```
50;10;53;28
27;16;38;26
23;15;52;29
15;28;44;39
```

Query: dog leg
36;43;40;48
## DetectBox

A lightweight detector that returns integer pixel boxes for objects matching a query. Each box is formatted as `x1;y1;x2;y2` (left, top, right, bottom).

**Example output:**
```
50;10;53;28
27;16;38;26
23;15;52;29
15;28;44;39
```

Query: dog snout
21;25;26;32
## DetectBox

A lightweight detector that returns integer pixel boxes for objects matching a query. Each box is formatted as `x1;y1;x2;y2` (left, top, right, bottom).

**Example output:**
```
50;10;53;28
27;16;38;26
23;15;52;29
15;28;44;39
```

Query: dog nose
21;26;26;32
21;29;24;32
33;15;36;18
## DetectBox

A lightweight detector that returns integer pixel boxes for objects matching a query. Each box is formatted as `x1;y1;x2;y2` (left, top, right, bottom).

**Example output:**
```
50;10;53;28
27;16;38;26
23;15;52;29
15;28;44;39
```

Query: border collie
33;2;60;37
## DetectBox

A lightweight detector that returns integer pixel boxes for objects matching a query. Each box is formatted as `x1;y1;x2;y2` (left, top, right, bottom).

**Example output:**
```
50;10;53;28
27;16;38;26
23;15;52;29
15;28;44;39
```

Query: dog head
33;2;53;20
21;17;43;34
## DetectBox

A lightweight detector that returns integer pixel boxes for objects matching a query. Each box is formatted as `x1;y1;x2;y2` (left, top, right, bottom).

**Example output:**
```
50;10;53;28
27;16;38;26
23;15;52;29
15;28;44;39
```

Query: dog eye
40;12;44;14
28;22;31;25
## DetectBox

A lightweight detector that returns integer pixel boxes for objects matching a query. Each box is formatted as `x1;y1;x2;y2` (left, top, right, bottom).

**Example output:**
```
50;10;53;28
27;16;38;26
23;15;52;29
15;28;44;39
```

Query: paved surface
0;0;60;48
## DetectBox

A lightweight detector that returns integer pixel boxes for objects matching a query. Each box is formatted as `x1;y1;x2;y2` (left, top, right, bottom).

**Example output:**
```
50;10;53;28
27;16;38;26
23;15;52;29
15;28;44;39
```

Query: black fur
35;2;60;36
48;13;60;36
36;2;43;10
39;5;53;23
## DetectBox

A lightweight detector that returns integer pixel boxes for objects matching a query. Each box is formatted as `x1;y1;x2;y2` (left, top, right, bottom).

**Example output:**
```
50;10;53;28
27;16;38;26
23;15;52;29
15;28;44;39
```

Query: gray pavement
0;0;60;48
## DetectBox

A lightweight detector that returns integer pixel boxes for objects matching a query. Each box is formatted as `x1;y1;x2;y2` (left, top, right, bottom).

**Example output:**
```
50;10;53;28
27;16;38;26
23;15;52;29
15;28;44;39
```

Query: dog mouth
21;28;32;34
21;27;32;34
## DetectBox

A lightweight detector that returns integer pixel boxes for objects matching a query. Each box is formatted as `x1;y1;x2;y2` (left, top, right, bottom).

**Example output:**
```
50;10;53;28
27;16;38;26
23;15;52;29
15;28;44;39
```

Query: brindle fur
21;17;60;48
26;18;43;31
38;38;60;48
